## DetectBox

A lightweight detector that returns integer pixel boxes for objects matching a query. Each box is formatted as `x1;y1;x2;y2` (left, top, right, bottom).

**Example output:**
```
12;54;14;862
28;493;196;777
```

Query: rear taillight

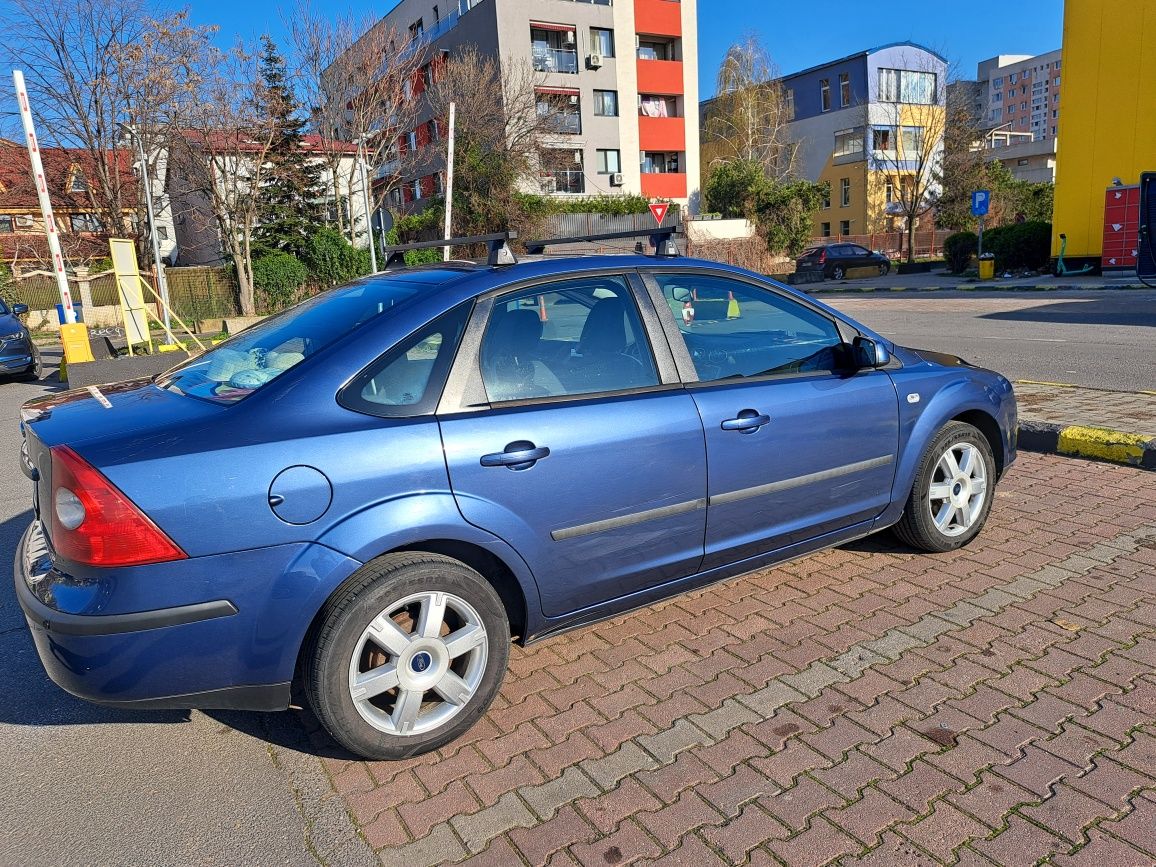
818;249;827;263
49;445;186;567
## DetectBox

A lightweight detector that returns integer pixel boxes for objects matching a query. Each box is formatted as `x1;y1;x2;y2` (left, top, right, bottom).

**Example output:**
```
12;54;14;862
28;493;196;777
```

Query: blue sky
187;0;1065;95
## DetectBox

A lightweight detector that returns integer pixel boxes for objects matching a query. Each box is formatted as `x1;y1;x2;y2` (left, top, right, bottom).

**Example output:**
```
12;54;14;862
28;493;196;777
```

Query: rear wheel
304;552;510;760
893;421;995;553
831;265;846;280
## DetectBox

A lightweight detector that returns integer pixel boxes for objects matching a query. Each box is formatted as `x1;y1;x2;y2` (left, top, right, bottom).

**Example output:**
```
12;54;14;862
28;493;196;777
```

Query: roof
779;41;948;83
181;130;360;156
0;139;135;213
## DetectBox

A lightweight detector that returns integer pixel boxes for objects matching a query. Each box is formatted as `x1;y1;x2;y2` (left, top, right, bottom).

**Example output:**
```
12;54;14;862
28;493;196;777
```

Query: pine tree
253;35;326;258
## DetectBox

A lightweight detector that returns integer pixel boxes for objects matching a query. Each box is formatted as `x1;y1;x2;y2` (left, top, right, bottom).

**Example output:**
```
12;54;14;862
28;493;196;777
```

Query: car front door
438;273;707;619
644;270;900;570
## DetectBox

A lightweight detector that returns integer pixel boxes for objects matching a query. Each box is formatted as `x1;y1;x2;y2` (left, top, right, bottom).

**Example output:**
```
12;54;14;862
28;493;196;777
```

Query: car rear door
437;272;707;619
643;269;900;570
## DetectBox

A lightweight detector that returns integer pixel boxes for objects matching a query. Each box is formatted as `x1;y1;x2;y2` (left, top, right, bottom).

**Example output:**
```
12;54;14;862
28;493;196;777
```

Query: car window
479;276;658;403
849;245;871;255
340;303;470;418
654;273;846;382
158;270;468;404
800;247;822;258
831;245;852;256
0;300;8;315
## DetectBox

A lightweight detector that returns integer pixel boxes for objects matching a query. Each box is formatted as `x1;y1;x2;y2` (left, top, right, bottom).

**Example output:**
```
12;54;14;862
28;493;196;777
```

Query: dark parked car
0;299;40;380
798;243;892;280
15;235;1015;760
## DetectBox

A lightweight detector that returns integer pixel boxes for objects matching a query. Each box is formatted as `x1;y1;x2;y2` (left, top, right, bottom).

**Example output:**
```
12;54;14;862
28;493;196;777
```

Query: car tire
831;265;846;280
892;421;996;553
304;552;510;760
20;346;42;382
878;262;891;277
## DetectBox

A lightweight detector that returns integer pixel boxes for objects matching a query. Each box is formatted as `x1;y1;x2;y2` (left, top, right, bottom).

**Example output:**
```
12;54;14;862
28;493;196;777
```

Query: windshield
0;300;9;316
158;270;467;404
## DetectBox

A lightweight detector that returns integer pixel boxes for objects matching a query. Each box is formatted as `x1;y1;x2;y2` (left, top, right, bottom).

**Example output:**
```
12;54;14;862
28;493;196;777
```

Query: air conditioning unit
15;215;34;227
540;177;557;193
563;30;576;46
573;150;583;164
569;94;579;105
609;172;624;187
587;53;603;69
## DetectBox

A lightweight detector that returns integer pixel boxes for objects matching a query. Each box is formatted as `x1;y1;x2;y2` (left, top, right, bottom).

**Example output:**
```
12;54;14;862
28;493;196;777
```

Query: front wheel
878;262;891;277
893;421;996;553
20;345;42;381
304;553;510;760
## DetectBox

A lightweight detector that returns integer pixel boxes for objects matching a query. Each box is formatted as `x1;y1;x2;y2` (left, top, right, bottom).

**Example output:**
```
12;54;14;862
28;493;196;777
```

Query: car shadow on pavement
0;508;191;728
206;695;361;761
980;296;1156;328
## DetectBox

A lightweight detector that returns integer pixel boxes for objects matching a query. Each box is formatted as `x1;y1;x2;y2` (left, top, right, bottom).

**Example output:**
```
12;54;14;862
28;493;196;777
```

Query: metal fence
165;266;239;323
809;230;953;260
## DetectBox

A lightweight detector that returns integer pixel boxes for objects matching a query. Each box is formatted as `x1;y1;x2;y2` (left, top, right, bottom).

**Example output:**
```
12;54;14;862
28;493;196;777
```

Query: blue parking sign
971;190;990;216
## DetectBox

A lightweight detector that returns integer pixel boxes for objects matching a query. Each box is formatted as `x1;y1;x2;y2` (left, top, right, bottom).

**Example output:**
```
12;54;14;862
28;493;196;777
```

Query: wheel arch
952;408;1006;477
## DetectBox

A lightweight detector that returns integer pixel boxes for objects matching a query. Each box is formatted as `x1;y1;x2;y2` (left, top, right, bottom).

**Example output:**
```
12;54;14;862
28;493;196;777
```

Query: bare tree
172;44;279;315
288;3;424;245
702;35;798;182
861;53;948;261
1;0;214;243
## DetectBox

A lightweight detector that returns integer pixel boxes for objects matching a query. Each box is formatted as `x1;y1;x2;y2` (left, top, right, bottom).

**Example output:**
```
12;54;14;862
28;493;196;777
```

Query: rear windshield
800;247;822;258
158;271;465;404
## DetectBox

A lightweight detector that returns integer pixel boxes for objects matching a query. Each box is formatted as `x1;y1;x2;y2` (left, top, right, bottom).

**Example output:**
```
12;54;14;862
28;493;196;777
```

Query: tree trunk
906;216;916;264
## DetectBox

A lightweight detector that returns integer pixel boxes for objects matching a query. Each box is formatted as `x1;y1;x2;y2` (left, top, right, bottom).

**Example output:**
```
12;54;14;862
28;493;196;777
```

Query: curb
1017;420;1156;470
807;283;1149;294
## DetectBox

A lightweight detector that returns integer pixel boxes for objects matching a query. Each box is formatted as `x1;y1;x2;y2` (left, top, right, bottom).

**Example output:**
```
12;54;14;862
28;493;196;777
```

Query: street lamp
118;122;174;344
355;130;382;274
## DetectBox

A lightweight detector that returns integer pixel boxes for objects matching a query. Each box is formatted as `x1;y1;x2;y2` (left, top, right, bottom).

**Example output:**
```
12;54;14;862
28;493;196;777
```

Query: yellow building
1051;0;1156;267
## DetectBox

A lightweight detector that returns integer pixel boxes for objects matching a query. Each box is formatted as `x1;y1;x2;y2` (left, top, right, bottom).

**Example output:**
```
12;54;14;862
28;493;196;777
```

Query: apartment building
970;50;1062;183
348;0;699;212
766;43;947;239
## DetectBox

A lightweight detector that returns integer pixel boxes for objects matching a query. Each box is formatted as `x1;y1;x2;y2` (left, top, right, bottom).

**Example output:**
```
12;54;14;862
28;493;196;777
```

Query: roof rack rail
523;226;679;258
382;232;518;269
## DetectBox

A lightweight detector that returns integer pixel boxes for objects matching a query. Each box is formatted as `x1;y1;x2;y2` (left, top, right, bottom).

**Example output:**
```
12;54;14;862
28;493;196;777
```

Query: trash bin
978;253;996;281
55;303;84;324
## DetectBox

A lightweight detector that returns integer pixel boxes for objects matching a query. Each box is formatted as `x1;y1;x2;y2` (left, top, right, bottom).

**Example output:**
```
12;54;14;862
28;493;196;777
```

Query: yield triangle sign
649;202;669;225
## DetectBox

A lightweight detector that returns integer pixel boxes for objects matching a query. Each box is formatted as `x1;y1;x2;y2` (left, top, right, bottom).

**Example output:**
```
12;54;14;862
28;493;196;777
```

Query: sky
187;0;1065;96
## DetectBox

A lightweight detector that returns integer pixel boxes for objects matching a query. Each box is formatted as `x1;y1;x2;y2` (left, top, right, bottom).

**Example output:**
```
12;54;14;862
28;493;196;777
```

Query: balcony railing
540;170;585;194
532;47;579;74
542;112;581;135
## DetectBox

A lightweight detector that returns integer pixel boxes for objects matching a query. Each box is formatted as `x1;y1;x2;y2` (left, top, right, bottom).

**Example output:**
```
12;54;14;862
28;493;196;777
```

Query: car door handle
480;441;551;469
721;410;771;432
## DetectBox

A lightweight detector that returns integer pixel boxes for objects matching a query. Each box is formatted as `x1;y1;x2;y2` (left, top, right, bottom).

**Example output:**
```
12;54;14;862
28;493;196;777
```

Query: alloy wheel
347;591;488;736
927;443;988;537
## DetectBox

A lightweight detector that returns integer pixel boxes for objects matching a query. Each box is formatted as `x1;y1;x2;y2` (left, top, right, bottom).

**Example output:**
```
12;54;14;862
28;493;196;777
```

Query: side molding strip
710;454;896;507
552;498;707;542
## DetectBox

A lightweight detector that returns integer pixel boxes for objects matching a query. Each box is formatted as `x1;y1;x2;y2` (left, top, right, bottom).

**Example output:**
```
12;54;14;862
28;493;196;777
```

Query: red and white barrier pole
13;69;76;324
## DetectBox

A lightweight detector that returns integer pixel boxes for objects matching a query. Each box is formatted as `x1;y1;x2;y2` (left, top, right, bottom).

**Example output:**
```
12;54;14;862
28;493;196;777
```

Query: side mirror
12;303;29;316
670;286;692;304
853;335;890;369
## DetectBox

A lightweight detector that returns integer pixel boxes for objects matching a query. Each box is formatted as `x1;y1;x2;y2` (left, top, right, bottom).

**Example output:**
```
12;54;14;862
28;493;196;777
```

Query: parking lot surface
319;452;1156;867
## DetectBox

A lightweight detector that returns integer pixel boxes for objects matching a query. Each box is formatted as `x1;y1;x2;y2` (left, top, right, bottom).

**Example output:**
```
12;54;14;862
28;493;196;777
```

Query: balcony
636;59;683;95
640;172;686;199
634;0;682;37
540;170;585;194
638;115;684;152
532;46;579;74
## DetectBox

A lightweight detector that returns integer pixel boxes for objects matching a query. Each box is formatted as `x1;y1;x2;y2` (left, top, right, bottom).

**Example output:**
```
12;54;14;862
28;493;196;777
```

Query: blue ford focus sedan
15;238;1016;759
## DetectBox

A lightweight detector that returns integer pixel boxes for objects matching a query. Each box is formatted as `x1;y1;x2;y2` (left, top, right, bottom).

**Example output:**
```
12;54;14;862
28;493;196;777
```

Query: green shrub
252;251;308;311
512;193;658;217
982;221;1052;270
943;231;978;273
303;226;371;286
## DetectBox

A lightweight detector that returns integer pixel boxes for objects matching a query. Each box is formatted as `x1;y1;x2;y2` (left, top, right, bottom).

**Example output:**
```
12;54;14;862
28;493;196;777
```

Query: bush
303;226;371;287
513;193;657;217
982;221;1052;271
943;231;978;273
252;251;308;311
702;159;767;219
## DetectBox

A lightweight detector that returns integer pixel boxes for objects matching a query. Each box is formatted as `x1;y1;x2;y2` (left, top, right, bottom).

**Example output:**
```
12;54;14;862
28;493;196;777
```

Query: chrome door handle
480;441;551;470
721;410;771;433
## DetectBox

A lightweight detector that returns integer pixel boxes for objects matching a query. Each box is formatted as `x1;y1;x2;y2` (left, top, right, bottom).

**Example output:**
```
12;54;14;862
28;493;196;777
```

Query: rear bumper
14;521;358;711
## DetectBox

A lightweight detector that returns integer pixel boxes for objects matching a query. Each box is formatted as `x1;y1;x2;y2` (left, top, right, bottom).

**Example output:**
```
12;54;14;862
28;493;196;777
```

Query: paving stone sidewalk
306;452;1156;867
1014;382;1156;438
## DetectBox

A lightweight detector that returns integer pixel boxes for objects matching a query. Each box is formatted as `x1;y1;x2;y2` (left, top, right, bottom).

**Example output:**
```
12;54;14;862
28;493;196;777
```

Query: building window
820;222;831;237
1017;158;1029;166
840;177;850;207
590;27;614;57
833;128;863;157
820;78;831;112
993;92;1002;103
878;68;936;104
1052;109;1058;118
536;89;581;134
409;18;424;39
541;149;585;193
69;169;88;193
641;151;680;174
840;220;851;236
596;148;621;174
884;181;894;203
1007;105;1015;114
0;215;14;233
1021;102;1027;111
871;127;893;152
1054;76;1060;86
822;188;831;209
593;90;619;116
993;76;1003;88
639;94;677;117
1009;72;1017;84
785;88;795;120
69;213;101;233
839;72;851;107
901;126;924;155
531;26;579;74
637;39;674;61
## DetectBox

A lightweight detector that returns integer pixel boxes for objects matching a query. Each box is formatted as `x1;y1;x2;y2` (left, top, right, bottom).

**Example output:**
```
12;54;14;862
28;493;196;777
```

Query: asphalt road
820;289;1156;391
0;372;371;867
